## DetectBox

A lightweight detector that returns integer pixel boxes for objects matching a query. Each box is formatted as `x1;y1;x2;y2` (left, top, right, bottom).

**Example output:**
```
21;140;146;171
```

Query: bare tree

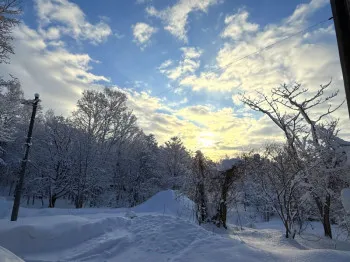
241;81;345;238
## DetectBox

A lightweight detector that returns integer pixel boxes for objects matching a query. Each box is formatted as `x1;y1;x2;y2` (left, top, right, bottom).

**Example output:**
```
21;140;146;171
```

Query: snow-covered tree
160;136;191;190
34;112;76;207
245;145;307;238
0;77;23;164
0;0;21;64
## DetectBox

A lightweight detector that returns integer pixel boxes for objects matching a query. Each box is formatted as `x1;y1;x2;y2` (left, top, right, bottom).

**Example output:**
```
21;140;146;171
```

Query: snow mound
0;246;24;262
132;190;195;220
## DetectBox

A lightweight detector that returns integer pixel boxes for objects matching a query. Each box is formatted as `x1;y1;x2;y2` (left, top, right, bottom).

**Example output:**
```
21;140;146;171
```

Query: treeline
0;84;194;208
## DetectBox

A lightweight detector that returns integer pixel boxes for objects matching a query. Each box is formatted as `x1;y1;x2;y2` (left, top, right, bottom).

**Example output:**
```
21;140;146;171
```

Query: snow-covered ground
0;190;349;262
0;245;24;262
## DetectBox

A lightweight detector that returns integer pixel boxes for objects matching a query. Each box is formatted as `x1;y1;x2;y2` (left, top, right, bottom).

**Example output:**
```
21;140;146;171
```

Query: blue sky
2;0;348;159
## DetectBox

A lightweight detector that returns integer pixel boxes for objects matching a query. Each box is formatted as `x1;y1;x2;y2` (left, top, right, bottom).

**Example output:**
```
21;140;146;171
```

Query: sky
1;0;349;160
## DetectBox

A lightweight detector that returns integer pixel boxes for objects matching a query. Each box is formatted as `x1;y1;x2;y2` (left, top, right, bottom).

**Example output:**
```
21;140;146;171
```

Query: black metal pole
11;94;40;221
330;0;350;116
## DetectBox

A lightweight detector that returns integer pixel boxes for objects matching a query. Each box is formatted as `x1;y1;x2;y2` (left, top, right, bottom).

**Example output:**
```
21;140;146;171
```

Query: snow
217;158;242;172
341;188;350;213
0;246;24;262
0;190;349;261
132;190;195;220
0;197;11;219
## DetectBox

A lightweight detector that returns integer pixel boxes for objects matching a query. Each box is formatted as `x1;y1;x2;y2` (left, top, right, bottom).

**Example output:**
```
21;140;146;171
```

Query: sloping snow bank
0;246;24;262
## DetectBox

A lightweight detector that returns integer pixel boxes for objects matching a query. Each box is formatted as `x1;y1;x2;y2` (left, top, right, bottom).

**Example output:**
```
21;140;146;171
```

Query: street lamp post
10;93;40;221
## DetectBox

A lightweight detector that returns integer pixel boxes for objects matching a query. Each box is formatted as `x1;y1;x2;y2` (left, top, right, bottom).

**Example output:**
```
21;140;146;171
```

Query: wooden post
330;0;350;116
11;94;40;221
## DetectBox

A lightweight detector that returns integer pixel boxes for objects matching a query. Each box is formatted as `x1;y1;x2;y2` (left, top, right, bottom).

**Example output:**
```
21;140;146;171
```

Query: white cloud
146;0;222;42
35;0;112;44
158;59;173;70
159;47;202;80
175;0;339;95
40;27;61;40
132;22;158;49
221;9;259;40
0;24;109;115
286;0;328;25
168;97;188;107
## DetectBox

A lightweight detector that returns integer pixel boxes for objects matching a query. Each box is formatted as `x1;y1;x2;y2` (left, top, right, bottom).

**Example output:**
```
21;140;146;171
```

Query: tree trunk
49;194;57;208
75;194;84;208
314;195;332;239
323;195;332;239
198;183;207;224
220;201;227;229
219;187;228;229
285;222;290;238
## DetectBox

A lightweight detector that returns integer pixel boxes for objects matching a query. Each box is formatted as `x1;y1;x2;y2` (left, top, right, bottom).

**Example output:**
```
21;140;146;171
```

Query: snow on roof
217;158;242;172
